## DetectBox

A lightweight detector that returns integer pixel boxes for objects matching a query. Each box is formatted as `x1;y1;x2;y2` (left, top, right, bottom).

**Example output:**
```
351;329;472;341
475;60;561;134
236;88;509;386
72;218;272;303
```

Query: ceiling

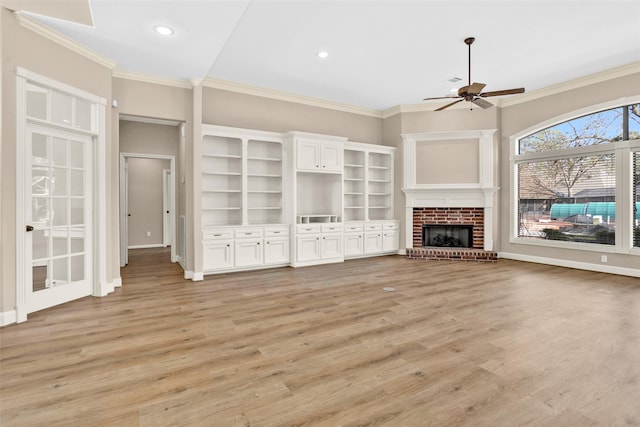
12;0;640;111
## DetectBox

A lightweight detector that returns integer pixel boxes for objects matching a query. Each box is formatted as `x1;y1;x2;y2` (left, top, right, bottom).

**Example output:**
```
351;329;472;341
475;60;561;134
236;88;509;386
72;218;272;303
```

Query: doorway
119;153;176;266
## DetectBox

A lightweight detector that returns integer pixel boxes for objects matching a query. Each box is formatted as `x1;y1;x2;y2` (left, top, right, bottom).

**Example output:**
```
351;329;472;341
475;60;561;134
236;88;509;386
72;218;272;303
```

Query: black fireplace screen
422;224;473;248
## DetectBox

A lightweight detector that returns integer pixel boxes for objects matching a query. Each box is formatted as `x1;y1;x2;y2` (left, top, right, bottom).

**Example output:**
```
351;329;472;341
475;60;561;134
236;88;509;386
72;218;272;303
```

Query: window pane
630;104;640;140
518;154;616;245
51;90;73;126
519;108;623;154
26;83;48;120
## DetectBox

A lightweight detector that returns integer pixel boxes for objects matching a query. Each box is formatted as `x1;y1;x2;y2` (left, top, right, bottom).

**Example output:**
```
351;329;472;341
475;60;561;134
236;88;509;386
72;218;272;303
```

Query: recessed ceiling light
317;51;329;59
154;25;174;36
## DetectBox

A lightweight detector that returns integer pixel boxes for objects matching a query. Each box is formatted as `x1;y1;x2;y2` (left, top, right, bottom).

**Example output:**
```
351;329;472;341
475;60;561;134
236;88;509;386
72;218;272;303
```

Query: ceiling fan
424;37;525;111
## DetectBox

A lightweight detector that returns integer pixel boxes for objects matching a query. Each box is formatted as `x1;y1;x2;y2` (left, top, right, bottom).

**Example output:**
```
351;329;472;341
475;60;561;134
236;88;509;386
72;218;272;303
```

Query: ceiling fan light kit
424;36;525;111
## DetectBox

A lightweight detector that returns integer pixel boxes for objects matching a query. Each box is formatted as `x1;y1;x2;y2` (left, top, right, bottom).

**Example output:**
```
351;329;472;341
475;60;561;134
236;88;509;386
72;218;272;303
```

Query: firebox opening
422;224;473;248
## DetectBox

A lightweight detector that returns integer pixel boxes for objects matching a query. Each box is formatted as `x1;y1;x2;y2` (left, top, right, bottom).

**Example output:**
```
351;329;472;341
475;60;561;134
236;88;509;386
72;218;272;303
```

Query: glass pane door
27;126;92;312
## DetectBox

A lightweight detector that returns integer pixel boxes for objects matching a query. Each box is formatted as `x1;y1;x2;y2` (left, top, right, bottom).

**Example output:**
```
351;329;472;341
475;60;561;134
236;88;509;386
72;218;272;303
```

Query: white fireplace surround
401;129;498;251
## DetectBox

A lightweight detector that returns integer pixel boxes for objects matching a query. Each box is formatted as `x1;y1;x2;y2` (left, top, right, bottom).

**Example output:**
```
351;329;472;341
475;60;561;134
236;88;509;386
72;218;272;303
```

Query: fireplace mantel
401;129;498;251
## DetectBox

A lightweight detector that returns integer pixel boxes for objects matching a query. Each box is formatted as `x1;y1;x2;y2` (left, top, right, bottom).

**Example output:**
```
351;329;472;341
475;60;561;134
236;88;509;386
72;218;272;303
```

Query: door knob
26;225;34;232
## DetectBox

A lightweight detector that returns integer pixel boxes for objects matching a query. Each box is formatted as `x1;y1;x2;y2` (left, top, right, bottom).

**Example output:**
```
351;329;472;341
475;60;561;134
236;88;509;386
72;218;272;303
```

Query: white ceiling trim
499;61;640;108
202;77;383;119
15;11;116;70
112;69;193;90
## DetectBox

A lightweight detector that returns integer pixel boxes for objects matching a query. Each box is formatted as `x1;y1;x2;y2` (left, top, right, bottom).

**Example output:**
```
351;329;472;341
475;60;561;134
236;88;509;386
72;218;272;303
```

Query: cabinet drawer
344;223;364;232
383;222;399;230
321;224;343;233
297;224;322;234
264;227;290;237
203;229;234;240
235;228;264;239
364;223;382;231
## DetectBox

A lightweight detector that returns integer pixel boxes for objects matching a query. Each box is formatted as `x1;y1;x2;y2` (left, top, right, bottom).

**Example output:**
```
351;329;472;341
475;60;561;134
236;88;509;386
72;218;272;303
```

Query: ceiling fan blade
435;98;464;111
479;88;525;97
472;97;493;109
467;82;486;95
423;96;460;101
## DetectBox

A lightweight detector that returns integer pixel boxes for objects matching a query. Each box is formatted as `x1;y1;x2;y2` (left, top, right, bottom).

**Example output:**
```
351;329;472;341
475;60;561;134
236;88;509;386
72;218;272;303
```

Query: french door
24;124;93;313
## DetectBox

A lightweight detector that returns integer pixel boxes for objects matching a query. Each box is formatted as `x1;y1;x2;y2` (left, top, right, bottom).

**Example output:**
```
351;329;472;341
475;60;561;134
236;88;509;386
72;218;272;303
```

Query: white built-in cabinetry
285;132;347;267
201;125;290;274
199;125;398;275
343;142;398;258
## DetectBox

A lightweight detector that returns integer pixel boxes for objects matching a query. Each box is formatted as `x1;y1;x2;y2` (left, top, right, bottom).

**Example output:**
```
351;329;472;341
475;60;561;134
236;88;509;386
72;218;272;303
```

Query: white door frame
119;152;176;266
15;67;108;323
162;169;172;248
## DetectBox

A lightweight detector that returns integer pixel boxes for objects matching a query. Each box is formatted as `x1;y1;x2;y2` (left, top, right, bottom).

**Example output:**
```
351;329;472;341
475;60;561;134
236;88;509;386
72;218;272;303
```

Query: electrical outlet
146;231;151;237
601;255;608;263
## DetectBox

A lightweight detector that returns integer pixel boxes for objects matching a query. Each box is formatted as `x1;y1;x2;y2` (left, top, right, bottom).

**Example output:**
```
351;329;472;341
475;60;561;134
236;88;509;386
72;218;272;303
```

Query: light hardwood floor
1;249;639;426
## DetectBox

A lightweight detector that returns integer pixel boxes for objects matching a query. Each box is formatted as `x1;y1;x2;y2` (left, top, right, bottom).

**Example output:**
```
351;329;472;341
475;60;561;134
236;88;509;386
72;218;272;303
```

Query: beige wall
126;157;171;247
1;8;114;314
499;72;640;270
202;87;383;144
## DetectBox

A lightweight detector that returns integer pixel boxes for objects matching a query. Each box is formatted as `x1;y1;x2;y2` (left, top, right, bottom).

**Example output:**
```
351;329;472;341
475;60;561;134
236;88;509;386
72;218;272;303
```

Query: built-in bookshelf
367;151;393;220
201;135;243;226
247;139;283;225
343;142;395;222
201;126;285;227
343;149;366;221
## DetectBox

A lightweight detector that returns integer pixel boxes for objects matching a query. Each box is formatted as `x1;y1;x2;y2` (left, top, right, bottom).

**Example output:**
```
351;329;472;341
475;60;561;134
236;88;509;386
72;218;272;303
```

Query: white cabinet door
321;234;343;259
364;231;383;254
344;233;363;257
203;240;234;271
234;238;263;267
296;140;321;171
382;230;399;252
320;142;343;172
264;237;290;265
297;235;321;262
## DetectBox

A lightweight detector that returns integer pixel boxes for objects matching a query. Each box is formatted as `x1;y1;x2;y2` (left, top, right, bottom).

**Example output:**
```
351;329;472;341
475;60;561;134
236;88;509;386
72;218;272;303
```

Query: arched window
513;103;640;249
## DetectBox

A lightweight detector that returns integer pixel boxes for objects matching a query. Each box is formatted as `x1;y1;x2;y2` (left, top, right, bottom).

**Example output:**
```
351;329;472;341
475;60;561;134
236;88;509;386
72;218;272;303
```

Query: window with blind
514;103;640;249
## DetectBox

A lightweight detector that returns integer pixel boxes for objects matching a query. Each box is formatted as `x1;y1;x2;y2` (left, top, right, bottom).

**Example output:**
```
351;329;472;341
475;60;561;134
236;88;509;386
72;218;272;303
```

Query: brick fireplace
407;207;497;261
401;129;499;262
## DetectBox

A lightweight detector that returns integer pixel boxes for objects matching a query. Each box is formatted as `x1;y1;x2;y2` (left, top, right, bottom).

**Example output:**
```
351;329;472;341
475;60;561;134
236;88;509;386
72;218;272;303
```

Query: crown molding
202;76;383;118
499;61;640;108
112;69;193;89
15;11;116;70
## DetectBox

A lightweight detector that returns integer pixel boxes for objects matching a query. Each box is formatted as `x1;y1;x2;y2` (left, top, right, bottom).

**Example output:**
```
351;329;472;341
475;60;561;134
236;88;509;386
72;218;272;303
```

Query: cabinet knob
257;242;260;245
226;244;230;247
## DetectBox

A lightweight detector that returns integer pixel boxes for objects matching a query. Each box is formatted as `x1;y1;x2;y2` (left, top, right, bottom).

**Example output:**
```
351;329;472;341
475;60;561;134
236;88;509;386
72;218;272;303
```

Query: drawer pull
273;231;280;234
213;233;222;237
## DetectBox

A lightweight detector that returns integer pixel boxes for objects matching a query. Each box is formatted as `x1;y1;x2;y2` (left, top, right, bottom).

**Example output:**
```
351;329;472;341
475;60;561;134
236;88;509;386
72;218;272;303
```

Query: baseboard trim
192;272;204;281
498;252;640;278
128;244;165;249
1;310;17;327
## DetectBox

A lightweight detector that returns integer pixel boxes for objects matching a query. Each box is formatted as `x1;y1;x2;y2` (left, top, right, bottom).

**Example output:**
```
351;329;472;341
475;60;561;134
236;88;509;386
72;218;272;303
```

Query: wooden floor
1;249;639;426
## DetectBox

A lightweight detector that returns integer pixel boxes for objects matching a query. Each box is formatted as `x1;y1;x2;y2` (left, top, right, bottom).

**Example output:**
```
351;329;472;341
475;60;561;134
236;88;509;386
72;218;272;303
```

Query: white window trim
509;97;640;255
